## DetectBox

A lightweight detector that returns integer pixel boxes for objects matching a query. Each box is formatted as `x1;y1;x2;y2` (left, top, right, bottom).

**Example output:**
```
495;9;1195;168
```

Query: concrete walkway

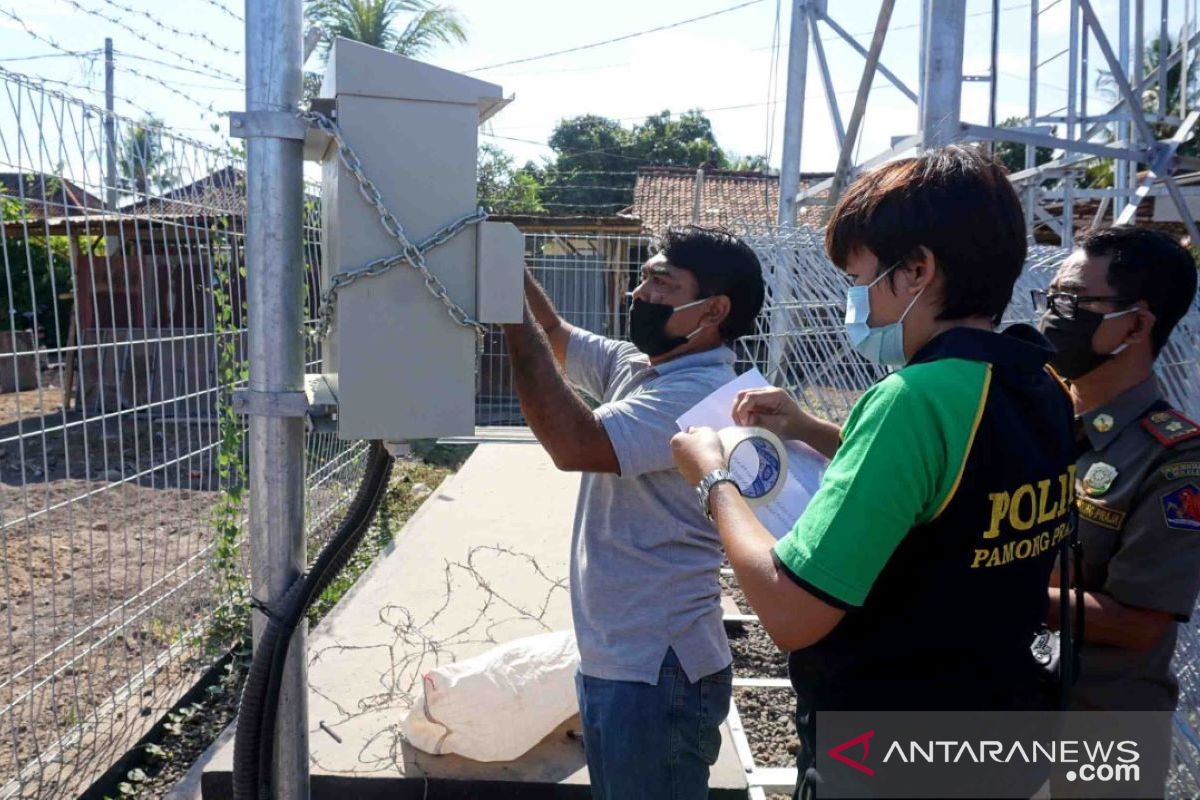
200;443;749;798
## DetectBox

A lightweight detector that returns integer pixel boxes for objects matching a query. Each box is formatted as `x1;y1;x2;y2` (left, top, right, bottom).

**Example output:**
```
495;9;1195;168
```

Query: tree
305;0;465;58
477;143;544;214
994;116;1055;177
0;184;74;347
540;115;637;215
1096;34;1198;157
539;109;734;215
117;116;174;196
728;153;772;172
631;110;724;167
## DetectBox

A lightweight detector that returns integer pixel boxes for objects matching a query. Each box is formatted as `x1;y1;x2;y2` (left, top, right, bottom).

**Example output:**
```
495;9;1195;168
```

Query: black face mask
628;297;706;357
1038;308;1134;380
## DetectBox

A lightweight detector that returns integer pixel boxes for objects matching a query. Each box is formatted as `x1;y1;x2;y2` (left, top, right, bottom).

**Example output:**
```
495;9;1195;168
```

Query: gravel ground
723;572;800;797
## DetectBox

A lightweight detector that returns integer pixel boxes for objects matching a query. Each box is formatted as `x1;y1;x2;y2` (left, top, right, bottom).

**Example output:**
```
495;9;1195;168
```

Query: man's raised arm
523;269;574;368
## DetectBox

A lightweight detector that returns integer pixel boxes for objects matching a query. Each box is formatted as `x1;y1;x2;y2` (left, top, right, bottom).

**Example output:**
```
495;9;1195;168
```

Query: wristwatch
697;469;736;522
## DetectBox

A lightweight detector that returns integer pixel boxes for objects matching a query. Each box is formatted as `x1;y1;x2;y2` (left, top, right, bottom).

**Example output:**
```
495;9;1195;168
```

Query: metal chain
302;110;488;349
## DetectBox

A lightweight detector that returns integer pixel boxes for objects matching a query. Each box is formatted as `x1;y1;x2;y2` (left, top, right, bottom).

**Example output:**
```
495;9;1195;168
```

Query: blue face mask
844;263;926;368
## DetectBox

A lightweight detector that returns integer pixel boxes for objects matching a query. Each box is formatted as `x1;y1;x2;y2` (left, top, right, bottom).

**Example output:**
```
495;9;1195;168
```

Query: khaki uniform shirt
1071;377;1200;712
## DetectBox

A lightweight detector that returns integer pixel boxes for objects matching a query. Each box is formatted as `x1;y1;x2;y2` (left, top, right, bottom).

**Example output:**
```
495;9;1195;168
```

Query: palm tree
117;116;175;197
305;0;466;59
1095;34;1198;155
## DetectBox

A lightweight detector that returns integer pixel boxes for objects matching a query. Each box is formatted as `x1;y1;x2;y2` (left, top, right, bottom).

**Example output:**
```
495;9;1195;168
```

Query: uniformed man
1037;225;1200;798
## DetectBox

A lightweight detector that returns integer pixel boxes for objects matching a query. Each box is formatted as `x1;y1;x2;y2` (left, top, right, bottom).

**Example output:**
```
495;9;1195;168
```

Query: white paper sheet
677;369;829;539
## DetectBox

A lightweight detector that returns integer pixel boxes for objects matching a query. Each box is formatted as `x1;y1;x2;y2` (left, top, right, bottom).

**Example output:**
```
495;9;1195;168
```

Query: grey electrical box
306;38;523;441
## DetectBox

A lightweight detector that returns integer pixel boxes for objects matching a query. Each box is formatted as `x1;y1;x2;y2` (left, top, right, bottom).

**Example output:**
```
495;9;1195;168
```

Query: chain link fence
0;67;370;799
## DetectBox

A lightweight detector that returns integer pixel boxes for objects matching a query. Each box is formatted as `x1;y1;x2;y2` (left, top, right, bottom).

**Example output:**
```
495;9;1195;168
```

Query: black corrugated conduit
233;440;393;800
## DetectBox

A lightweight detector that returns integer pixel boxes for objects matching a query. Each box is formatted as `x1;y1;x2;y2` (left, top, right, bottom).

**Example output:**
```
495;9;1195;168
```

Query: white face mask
844;263;925;368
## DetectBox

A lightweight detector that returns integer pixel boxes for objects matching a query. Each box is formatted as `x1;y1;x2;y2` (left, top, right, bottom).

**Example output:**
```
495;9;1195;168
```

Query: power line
55;0;242;83
483;133;651;162
95;0;241;55
764;0;783;164
0;8;226;117
465;0;768;73
114;50;242;87
0;51;102;62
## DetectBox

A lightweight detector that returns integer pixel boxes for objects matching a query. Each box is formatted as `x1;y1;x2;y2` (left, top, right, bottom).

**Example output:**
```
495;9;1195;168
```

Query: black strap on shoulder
1057;505;1084;709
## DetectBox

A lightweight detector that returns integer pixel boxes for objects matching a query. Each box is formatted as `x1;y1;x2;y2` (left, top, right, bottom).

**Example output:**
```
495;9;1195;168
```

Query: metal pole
1116;0;1129;216
1159;0;1168;118
1026;0;1039;239
810;13;846;149
1065;0;1079;247
828;0;896;211
989;0;1000;138
1183;0;1192;117
104;37;116;211
1132;0;1144;222
920;0;967;148
919;0;930;122
778;0;810;226
245;0;308;798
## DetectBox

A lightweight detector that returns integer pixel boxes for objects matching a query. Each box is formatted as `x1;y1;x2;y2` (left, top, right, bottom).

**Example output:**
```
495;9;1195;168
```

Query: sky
0;0;1195;180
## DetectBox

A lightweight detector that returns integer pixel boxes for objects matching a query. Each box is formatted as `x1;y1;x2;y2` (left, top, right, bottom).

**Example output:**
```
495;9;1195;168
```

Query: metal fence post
778;0;810;227
244;1;308;798
919;0;966;149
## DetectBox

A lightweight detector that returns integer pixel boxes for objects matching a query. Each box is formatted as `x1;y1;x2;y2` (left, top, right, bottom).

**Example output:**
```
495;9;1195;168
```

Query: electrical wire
0;51;102;62
465;0;767;73
764;0;783;166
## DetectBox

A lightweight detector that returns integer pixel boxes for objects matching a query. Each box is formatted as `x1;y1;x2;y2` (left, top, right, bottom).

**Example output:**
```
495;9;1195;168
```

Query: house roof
122;165;246;218
629;166;832;233
487;212;644;235
0;172;105;220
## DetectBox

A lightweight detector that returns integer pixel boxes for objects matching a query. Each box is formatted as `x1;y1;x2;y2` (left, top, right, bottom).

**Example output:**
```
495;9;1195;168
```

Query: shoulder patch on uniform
1141;409;1200;447
1077;497;1127;530
1162;462;1200;481
1161;483;1200;531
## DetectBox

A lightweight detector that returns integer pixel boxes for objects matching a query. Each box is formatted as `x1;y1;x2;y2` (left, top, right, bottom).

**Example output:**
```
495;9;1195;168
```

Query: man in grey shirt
502;227;765;799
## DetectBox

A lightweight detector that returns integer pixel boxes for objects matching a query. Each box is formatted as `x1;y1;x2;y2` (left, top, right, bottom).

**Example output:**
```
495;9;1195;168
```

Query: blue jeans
574;649;733;800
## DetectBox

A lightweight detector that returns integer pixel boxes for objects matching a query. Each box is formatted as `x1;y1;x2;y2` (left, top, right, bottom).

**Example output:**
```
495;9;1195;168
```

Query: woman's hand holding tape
672;426;789;506
670;427;726;487
732;386;807;439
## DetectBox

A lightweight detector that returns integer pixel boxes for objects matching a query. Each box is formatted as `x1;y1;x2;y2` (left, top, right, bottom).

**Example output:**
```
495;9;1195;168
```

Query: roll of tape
717;426;788;507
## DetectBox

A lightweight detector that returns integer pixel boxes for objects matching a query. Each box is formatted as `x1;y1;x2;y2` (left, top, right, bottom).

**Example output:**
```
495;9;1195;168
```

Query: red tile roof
0;172;105;219
629;166;831;233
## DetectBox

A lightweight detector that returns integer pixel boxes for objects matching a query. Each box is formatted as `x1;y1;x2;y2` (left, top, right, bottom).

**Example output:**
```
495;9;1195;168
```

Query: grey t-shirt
565;326;735;684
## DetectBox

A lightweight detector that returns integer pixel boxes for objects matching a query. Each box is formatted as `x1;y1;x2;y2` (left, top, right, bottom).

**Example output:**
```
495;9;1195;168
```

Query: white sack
402;629;579;762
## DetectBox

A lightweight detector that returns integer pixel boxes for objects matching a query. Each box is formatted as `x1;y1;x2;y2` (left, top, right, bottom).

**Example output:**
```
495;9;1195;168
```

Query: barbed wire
0;7;226;118
0;8;97;58
307;544;568;771
93;0;241;56
53;0;242;83
196;0;244;23
0;65;237;157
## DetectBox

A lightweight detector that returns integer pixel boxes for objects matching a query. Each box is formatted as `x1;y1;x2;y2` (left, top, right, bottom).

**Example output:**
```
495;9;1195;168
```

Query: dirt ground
0;371;239;798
